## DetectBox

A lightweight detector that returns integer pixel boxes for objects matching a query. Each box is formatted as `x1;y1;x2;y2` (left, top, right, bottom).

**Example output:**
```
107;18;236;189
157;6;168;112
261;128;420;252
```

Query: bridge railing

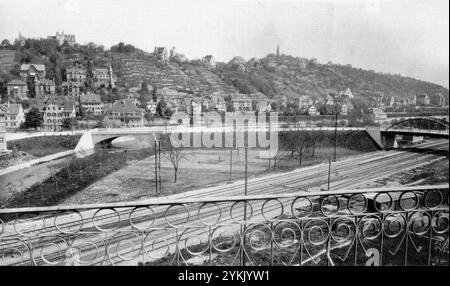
0;185;448;266
383;127;449;135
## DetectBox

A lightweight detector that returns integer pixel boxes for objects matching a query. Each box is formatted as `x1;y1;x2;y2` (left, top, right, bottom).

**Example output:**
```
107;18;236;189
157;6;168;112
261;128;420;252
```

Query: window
0;138;3;143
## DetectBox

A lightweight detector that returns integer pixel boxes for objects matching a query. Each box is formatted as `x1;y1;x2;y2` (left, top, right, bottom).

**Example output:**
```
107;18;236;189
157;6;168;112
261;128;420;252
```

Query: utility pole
334;109;338;162
244;147;248;197
158;140;162;193
229;148;233;183
154;140;158;194
327;157;331;191
241;147;248;266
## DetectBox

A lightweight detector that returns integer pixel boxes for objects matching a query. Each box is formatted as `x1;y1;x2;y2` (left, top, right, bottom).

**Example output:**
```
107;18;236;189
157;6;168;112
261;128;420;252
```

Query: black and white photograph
0;0;448;271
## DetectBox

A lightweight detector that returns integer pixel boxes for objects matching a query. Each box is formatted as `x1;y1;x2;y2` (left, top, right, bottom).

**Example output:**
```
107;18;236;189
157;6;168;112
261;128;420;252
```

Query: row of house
376;92;447;108
5;64;116;102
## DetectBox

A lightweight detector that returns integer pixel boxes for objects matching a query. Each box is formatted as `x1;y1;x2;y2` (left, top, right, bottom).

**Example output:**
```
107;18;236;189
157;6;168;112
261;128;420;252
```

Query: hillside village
0;34;449;134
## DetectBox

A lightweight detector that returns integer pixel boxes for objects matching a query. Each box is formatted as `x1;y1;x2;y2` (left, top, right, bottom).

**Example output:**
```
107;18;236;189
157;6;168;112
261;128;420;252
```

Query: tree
285;130;310;166
164;138;188;183
140;80;150;95
61;118;78;130
24;107;43;130
1;39;11;47
308;130;323;157
151;85;158;102
156;97;167;117
26;77;36;98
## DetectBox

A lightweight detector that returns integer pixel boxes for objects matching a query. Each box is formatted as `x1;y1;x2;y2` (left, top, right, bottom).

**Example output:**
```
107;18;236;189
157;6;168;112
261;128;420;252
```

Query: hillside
1;38;448;105
0;49;16;74
111;52;238;95
213;54;449;102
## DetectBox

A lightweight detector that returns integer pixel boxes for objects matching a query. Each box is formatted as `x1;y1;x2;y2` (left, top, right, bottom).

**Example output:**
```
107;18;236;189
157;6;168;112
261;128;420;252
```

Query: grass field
60;146;364;205
7;135;81;157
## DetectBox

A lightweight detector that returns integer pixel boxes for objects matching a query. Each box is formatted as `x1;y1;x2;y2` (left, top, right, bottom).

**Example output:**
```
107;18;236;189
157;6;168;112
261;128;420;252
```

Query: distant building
208;95;226;112
17;33;26;46
430;93;446;107
154;47;169;62
93;66;115;88
61;82;82;97
308;105;319;116
231;94;252;111
191;99;203;116
381;95;395;107
7;79;28;100
20;64;46;81
47;32;76;46
0;102;25;130
104;99;144;127
0;120;6;152
340;102;354;115
43;98;77;131
340;88;354;99
255;99;272;113
416;94;430;106
79;93;104;116
36;79;56;98
146;100;157;114
298;95;313;110
202;55;216;68
66;67;87;83
372;108;387;123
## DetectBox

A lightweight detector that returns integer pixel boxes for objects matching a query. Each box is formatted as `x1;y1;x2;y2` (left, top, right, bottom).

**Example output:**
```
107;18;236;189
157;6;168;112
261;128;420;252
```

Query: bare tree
309;129;323;157
271;147;285;170
288;130;310;167
164;138;188;183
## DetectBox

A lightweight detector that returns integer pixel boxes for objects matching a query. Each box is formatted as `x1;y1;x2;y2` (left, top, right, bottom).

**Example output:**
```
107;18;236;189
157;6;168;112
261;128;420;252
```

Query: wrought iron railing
0;185;448;266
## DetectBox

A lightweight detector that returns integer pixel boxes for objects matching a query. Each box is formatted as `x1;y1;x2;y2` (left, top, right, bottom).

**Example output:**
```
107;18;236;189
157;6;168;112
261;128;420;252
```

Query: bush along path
1;148;154;209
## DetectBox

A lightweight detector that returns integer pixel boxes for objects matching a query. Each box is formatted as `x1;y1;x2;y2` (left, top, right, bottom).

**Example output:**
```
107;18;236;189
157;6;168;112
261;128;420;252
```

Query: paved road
0;139;448;265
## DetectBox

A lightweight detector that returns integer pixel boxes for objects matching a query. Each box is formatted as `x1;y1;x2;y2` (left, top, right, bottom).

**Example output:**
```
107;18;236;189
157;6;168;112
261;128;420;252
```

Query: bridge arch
386;117;449;131
94;136;121;148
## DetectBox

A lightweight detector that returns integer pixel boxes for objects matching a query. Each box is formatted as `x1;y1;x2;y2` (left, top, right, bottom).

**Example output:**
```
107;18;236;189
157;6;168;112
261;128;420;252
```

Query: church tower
276;45;280;57
108;65;115;88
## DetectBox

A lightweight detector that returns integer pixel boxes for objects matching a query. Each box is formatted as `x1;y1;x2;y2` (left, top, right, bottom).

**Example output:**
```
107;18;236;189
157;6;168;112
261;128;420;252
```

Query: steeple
276;45;280;57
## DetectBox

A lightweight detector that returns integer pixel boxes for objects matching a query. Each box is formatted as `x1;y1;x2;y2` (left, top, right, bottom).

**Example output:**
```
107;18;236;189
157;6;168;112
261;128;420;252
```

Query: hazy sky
0;0;448;87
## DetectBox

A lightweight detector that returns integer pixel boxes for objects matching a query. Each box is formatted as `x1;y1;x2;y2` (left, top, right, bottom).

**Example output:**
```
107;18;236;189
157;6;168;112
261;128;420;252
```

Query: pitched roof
108;99;142;114
0;103;22;115
7;79;27;86
20;64;45;72
80;93;102;103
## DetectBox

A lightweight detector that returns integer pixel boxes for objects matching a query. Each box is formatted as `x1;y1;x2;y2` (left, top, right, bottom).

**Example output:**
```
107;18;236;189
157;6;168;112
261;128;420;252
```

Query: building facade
7;79;28;100
66;67;87;83
0;120;6;152
231;95;253;111
0;103;25;130
104;99;144;127
20;64;46;81
79;93;104;116
93;66;115;88
43;99;76;131
48;32;76;46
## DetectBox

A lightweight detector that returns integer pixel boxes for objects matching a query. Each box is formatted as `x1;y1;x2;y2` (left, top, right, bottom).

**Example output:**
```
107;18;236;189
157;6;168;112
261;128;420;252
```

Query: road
0;139;448;266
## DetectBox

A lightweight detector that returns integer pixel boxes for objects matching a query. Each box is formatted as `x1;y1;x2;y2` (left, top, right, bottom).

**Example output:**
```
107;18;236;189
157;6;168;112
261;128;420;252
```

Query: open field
61;146;364;205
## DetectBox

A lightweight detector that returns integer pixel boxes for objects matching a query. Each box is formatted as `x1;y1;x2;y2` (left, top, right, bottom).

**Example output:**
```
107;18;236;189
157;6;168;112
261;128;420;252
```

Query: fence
0;185;448;266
